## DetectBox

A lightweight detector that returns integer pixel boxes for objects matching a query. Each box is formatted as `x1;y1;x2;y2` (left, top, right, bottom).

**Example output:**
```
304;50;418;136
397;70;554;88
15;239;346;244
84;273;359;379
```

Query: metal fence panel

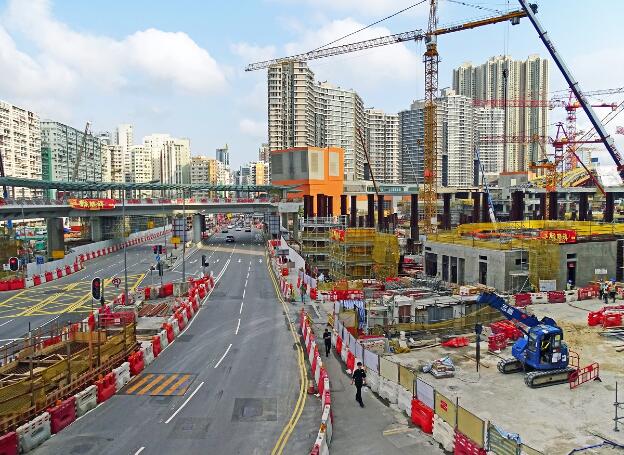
349;334;357;354
487;422;519;455
457;406;485;448
355;341;364;361
398;365;415;391
416;377;435;410
434;391;456;427
363;349;379;373
379;356;399;383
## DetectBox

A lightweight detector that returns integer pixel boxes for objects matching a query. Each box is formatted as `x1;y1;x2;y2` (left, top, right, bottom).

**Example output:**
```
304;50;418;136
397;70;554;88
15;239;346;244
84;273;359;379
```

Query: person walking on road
323;328;332;357
351;362;367;407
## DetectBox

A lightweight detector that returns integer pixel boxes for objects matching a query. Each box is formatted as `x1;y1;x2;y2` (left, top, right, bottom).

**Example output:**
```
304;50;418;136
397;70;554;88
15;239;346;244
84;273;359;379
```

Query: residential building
144;134;191;191
190;156;221;196
216;160;232;185
453;55;549;171
365;109;400;184
129;145;153;197
267;62;365;180
399;90;505;187
216;144;230;167
40;121;102;184
0;100;41;197
259;143;270;163
115;124;134;182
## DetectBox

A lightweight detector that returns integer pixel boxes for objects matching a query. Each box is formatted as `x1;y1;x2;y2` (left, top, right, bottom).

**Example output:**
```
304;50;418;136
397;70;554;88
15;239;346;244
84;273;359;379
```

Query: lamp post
182;188;186;283
122;186;129;305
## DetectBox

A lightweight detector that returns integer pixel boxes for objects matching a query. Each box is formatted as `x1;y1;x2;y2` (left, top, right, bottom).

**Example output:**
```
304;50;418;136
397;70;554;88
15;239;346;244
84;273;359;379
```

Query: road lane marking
164;381;205;424
134;447;145;455
214;343;232;369
0;319;14;327
242;288;245;299
150;374;180;395
125;374;155;394
163;374;192;396
235;318;240;335
239;301;244;314
137;375;166;395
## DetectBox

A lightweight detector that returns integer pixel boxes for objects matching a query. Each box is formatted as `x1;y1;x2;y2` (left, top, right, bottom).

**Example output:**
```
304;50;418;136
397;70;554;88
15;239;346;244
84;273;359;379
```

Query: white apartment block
258;143;270;163
115;124;134;182
365;109;400;184
453;55;549;171
0;100;41;197
267;62;365;180
40;121;103;184
129;145;153;198
144;134;191;189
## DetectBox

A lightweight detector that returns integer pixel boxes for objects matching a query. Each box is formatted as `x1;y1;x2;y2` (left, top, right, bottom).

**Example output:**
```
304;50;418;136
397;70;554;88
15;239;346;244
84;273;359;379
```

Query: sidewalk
307;303;444;455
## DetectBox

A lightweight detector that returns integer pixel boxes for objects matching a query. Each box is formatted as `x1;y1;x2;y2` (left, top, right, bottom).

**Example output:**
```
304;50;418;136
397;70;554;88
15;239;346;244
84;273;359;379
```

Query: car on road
226;235;235;243
221;228;228;233
245;227;251;232
227;224;234;229
236;227;242;231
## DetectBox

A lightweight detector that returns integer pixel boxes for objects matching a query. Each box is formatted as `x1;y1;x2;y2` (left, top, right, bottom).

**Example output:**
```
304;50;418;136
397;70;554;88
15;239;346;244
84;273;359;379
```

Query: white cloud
231;42;277;63
239;118;267;137
0;0;227;104
271;0;428;17
283;17;421;87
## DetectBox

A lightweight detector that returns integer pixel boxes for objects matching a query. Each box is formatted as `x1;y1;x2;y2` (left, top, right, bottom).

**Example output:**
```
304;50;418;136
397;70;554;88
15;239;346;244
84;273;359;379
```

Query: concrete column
340;195;347;217
292;212;299;241
281;212;289;231
481;192;489;223
443;193;451;230
327;196;333;217
358;215;365;228
377;195;384;232
350;195;357;227
579;193;588;222
410;194;419;247
192;214;203;243
317;194;324;219
548;192;558;220
303;195;309;219
472;192;480;223
511;191;524;221
605;192;615;222
309;195;315;217
367;194;375;228
539;194;547;220
46;217;65;259
90;217;103;242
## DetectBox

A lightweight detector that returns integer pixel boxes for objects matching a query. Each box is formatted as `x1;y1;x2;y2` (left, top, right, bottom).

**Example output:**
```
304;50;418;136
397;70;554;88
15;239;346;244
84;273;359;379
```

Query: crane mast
71;121;91;182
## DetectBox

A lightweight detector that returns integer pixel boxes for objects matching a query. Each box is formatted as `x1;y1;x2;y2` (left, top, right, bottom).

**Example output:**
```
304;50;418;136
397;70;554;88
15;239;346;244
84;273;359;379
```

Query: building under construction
424;220;623;292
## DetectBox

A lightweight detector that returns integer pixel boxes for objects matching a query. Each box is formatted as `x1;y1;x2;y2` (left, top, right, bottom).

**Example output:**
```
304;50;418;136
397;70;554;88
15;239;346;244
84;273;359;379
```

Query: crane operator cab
525;327;567;368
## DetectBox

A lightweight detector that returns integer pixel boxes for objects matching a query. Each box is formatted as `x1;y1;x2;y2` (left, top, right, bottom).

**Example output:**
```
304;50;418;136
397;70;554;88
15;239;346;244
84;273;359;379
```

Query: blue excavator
477;292;576;388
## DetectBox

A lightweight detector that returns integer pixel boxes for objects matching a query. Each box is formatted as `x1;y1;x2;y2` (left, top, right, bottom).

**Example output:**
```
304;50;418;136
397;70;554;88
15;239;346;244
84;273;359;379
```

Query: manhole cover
170;417;211;439
231;398;277;422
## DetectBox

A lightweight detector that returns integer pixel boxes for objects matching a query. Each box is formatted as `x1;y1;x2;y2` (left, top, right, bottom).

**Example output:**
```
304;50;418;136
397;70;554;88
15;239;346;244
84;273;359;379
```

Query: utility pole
182;189;186;283
122;187;129;305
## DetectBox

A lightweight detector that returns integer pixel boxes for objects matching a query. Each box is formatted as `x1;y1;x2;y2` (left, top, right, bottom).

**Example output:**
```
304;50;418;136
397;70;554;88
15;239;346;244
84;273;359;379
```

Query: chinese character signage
538;229;577;244
68;198;116;211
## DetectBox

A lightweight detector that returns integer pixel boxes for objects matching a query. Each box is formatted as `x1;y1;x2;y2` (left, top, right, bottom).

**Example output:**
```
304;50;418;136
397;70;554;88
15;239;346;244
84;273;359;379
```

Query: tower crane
246;5;529;233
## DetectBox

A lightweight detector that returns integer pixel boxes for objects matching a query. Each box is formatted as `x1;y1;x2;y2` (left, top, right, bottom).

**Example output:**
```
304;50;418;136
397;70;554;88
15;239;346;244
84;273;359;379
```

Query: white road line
239;301;244;314
164;381;205;424
35;315;60;330
134;448;145;455
244;278;248;288
235;318;240;335
214;344;232;369
242;288;245;299
0;319;14;328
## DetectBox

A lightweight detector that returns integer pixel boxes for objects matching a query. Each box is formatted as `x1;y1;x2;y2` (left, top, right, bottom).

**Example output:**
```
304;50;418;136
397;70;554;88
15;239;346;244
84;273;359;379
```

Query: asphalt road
0;229;208;342
32;229;313;455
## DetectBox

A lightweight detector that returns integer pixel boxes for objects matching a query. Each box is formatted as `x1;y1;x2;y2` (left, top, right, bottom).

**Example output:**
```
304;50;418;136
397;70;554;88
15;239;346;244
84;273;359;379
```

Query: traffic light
157;245;163;254
8;257;18;272
153;245;158;254
91;277;102;300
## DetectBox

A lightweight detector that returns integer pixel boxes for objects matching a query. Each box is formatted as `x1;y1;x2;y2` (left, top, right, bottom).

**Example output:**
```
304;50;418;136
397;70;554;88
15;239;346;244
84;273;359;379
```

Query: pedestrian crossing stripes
122;373;196;396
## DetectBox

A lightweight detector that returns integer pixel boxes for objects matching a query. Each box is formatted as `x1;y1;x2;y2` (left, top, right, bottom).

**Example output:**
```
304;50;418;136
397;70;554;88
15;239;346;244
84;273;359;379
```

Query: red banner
69;198;116;211
539;229;577;243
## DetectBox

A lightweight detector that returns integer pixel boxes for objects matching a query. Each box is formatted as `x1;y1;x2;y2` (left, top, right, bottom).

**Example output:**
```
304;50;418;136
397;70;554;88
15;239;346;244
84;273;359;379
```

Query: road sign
36;255;44;265
8;257;18;272
112;277;121;288
155;254;161;262
2;264;9;271
171;236;181;245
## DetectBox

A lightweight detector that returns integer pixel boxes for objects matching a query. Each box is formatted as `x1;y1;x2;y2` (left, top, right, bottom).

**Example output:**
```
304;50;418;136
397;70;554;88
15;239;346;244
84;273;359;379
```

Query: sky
1;0;623;169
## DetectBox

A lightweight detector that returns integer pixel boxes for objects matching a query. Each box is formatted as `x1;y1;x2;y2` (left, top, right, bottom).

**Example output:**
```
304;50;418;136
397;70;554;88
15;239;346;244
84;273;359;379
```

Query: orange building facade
270;146;344;214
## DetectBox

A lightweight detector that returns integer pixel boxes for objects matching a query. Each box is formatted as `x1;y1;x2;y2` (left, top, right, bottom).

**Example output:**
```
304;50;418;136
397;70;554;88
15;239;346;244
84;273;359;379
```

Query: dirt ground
386;297;624;454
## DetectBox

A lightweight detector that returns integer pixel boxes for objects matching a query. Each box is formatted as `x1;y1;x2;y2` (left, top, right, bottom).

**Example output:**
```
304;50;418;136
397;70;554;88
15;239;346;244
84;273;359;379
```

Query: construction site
249;0;624;452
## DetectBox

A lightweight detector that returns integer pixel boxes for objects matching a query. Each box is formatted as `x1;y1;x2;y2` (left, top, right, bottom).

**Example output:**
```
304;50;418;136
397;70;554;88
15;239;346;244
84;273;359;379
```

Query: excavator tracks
497;358;524;374
524;367;576;388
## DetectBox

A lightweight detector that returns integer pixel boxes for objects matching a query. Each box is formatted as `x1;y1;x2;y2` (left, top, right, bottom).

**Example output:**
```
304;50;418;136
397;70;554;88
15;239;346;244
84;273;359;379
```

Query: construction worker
599;280;605;301
604;283;611;304
610;282;617;303
351;362;367;408
323;327;332;357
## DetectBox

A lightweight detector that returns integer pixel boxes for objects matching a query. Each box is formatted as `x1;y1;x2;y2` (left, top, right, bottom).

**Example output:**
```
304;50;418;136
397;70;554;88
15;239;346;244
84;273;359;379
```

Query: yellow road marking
20;281;82;316
267;251;308;455
125;374;155;394
136;375;166;395
162;374;191;396
149;374;180;395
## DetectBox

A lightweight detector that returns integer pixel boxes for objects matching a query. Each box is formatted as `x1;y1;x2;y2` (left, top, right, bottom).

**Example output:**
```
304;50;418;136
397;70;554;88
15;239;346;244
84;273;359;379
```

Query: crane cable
311;0;428;52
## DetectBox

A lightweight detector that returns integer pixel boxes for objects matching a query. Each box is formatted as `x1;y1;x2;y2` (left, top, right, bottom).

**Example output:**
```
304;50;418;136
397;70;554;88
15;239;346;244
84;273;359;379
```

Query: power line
312;0;428;52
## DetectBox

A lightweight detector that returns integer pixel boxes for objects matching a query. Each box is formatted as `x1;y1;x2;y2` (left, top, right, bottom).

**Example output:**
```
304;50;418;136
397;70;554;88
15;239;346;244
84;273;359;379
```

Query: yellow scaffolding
528;239;559;288
372;233;400;279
